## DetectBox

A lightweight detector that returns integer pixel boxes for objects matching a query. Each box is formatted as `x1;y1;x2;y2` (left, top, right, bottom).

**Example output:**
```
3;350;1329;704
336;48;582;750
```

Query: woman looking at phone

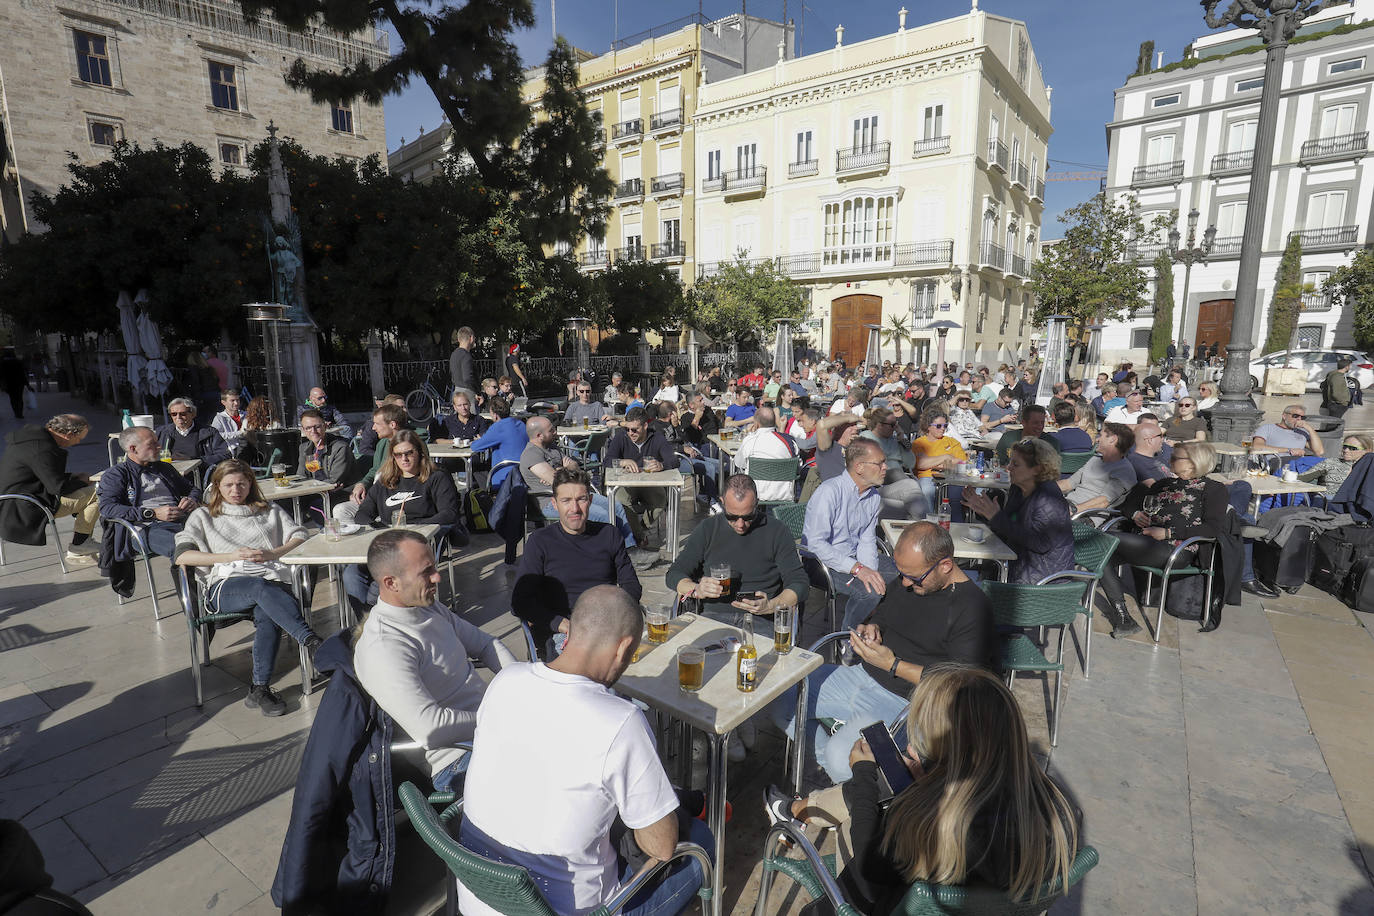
765;665;1079;914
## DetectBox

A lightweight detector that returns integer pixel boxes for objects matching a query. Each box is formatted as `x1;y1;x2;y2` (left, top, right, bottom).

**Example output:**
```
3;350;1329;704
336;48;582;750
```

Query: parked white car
1247;349;1374;391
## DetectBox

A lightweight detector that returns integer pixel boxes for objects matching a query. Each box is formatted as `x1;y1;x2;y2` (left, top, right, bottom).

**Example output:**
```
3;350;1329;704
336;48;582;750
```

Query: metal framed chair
396;782;714;916
767;502;806;541
1057;450;1095;476
981;581;1085;747
1066;522;1121;678
103;516;167;619
174;565;313;707
754;818;1097;916
1069;507;1123;529
747;456;801;506
0;493;69;573
1137;535;1219;643
566;430;611;485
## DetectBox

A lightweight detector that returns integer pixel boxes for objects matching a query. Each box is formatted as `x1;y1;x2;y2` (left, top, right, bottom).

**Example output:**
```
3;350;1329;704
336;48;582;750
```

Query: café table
427;442;473;460
706;433;743;495
880;519;1018;581
1210;473;1323;516
281;523;440;628
259;475;337;525
556;424;610;438
89;458;201;483
604;467;686;560
934;470;1011;510
1210;441;1286;475
616;611;822;916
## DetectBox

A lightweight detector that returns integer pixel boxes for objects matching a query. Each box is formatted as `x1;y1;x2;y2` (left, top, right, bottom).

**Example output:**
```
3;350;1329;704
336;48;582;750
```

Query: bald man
733;406;799;502
296;386;352;437
461;585;712;916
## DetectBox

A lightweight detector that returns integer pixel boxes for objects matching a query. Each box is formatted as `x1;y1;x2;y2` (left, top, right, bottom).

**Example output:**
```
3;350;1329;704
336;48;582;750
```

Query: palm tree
881;314;911;364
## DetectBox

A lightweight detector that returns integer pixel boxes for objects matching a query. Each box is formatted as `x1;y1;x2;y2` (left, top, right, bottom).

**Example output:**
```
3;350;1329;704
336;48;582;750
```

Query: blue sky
380;1;1224;230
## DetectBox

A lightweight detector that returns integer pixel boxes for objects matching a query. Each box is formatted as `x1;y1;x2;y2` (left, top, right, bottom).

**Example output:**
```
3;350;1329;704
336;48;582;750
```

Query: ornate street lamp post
1168;207;1217;358
1201;0;1333;443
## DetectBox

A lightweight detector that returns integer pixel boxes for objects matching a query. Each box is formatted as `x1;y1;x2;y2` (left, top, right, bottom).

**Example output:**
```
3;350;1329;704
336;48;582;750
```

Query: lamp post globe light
1168;207;1217;362
1200;0;1334;443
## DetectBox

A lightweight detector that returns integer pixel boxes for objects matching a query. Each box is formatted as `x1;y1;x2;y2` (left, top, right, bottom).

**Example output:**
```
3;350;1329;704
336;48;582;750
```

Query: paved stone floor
1;388;1373;914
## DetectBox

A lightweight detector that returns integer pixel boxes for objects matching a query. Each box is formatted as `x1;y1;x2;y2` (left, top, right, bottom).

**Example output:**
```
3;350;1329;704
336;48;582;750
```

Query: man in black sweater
512;468;641;658
665;474;807;635
603;406;679;549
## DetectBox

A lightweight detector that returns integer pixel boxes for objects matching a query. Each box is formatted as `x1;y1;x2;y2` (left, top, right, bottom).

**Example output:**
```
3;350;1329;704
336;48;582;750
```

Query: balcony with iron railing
649;109;682;133
1009;253;1028;277
702;173;726;192
722;166;767;196
612;177;643;203
1299;131;1368;165
1208;235;1243;257
836;142;891;176
701;240;953;280
1301;290;1333;312
1030;175;1045;201
789;159;819;178
912;302;936;322
978;240;1006;271
913;136;951;158
578;250;610;270
611;118;643;143
649;240;685;261
987;138;1008;172
1290;225;1361;251
1210;149;1254;177
1125;240;1169;262
697;256;771;279
1012;159;1029;189
1131;160;1185;187
615;244;645;262
650;172;684;196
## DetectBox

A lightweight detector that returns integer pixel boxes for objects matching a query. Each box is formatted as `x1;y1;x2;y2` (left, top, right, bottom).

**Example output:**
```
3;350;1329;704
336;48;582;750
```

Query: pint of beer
773;606;795;655
709;563;731;597
678;646;705;692
646;608;671;644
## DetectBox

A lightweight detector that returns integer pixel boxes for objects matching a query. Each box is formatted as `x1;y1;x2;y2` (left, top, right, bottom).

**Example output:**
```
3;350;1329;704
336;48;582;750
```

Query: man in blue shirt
802;438;898;628
724;388;757;429
470;398;529;490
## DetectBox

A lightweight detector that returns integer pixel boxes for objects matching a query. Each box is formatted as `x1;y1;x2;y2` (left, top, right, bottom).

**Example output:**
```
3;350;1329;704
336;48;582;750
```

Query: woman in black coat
963;437;1073;585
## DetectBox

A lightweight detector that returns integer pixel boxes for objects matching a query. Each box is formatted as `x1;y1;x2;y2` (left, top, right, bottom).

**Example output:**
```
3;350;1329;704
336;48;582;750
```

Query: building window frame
73;30;113;87
822;191;897;266
88;118;121;147
331;102;354;134
1235;75;1264;93
1329;57;1365;76
217;138;247;167
1150;92;1181;108
705;149;721;181
208;61;240;112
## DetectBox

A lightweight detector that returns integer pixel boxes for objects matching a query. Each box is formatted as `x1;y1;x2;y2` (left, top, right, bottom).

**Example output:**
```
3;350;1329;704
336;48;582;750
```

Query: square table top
604;468;686;488
280;523;441;565
880;520;1018;563
706;433;742;456
616;612;822;735
937;472;1012;490
1209;442;1287;456
428;443;473;459
1208;473;1324;497
259;476;337;501
557;425;610;437
90;458;200;482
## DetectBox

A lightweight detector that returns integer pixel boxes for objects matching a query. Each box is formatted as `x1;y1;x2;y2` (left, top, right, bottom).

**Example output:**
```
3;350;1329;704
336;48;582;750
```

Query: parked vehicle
1247;349;1374;391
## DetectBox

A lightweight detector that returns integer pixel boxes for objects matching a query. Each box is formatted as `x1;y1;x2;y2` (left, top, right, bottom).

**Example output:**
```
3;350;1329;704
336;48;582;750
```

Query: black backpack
1309;526;1374;610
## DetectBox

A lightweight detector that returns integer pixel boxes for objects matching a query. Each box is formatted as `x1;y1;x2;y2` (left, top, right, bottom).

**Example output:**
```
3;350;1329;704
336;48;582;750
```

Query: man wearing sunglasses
154;397;229;468
772;521;992;784
564;383;609;425
1252;405;1325;458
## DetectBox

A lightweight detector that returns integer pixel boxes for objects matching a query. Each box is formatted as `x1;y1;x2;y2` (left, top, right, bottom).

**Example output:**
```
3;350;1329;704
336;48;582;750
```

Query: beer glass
678;646;705;692
271;463;288;487
773;605;795;655
646;608;671;644
709;564;731;597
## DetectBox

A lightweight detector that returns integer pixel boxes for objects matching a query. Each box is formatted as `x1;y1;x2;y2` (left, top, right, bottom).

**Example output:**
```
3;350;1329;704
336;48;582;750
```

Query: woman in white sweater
174;459;322;717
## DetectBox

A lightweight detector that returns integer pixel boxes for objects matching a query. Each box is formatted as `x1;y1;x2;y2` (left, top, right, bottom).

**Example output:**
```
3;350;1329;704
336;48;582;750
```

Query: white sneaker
67;541;99;557
63;550;96;566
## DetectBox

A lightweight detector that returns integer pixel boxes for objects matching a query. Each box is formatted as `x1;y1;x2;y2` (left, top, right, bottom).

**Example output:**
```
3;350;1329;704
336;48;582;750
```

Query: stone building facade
0;0;389;240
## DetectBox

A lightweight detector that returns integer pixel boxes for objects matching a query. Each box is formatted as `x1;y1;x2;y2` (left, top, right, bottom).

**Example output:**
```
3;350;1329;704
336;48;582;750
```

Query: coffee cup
965;525;987;543
1282;469;1299;483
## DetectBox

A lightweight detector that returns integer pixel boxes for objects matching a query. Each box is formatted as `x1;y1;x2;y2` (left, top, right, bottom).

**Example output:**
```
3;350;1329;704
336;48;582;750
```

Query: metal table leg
791;674;810;797
668;484;681;560
107;437;119;467
998;560;1009;583
706;732;728;916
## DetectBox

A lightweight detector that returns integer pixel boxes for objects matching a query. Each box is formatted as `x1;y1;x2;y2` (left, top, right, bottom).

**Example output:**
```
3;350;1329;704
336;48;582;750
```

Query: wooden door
1194;299;1235;351
830;294;882;364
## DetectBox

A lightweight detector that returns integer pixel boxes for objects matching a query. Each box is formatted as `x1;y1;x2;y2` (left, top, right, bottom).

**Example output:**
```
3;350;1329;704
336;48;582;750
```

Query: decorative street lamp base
1208;396;1265;446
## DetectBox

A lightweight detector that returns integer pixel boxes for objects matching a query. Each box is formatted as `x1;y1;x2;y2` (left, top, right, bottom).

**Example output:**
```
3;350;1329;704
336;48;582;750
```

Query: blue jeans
769;662;909;784
830;553;899;629
143;521;181;558
618;817;713;916
539;494;637;547
432;754;471;792
678;456;720;500
209;576;316;686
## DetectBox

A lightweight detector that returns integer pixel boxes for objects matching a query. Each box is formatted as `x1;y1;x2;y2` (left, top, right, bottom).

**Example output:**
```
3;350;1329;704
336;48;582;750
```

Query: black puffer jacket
0;425;86;546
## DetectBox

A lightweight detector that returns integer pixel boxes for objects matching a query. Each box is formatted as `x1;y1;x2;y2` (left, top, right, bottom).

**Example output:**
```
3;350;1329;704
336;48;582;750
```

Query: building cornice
579;54;696;100
1107;68;1374;132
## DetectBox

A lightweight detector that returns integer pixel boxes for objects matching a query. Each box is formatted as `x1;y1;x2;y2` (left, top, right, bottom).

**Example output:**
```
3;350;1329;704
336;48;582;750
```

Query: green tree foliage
1263;234;1304;354
0;141;262;340
519;38;614;249
590;259;686;335
688;256;808;348
881;313;910;364
1327;247;1374;352
1030;194;1164;331
239;0;534;189
1149;252;1175;363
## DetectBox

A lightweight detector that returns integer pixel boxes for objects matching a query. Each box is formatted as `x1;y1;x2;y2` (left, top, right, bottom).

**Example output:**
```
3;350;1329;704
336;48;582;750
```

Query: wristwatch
140;507;155;522
889;657;901;677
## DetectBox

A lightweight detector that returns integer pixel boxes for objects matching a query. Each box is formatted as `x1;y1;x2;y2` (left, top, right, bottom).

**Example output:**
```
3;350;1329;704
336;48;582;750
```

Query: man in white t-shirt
460;585;712;916
1104;389;1148;425
733;406;800;502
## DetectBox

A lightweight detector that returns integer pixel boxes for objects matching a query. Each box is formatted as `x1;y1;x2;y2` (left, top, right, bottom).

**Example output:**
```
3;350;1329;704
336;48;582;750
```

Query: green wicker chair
767;504;839;640
982;581;1085;747
747;456;801;507
565;430;611;486
754;818;1098;916
1057;450;1095;476
1067;523;1120;678
768;502;807;541
396;782;713;916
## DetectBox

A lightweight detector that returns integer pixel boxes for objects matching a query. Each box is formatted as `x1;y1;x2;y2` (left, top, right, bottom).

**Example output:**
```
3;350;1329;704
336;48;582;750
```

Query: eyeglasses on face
723;509;758;522
900;561;942;588
169;410;192;417
1343;443;1363;451
929;422;948;429
393;449;419;458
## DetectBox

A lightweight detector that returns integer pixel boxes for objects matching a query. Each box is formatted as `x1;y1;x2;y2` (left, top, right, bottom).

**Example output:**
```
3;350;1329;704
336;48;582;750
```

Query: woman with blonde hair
175;459;320;717
767;664;1079;913
1303;433;1374;499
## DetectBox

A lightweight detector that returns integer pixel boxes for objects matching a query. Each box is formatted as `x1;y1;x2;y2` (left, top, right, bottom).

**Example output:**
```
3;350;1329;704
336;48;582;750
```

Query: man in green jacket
1322;358;1353;418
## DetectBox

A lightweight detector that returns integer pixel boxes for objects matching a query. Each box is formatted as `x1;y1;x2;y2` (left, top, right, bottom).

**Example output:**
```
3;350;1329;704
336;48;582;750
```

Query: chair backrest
981;581;1085;628
749;456;800;483
571;430;611;459
1071;523;1118;577
895;846;1099;916
1057;451;1095;477
397;781;558;916
768;502;807;541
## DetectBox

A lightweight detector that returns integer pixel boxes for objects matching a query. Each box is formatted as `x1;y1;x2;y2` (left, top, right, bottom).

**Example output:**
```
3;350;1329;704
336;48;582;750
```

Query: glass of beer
646;608;671;644
678;646;705;692
582;416;590;429
709;564;731;597
773;606;795;655
271;463;288;487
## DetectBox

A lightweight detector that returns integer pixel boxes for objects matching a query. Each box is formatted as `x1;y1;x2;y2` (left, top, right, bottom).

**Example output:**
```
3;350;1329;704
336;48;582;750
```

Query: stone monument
262;122;320;413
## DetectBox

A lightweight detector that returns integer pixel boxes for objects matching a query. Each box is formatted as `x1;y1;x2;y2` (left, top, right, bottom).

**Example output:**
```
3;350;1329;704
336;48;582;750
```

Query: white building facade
1104;0;1374;363
693;7;1051;367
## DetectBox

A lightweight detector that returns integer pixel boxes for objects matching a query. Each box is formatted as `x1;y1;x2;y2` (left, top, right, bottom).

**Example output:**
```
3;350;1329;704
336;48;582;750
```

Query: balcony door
830;294;882;364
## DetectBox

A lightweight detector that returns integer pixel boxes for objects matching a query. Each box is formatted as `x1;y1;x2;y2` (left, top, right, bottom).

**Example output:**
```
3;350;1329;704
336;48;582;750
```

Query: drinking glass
677;646;705;692
271;463;288;487
773;606;795;655
304;457;321;476
708;564;731;597
325;520;342;542
1141;495;1160;525
646;608;671;644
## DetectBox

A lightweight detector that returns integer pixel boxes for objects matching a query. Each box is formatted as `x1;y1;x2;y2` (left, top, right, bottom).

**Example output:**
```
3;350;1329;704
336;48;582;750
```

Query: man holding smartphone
771;521;993;784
